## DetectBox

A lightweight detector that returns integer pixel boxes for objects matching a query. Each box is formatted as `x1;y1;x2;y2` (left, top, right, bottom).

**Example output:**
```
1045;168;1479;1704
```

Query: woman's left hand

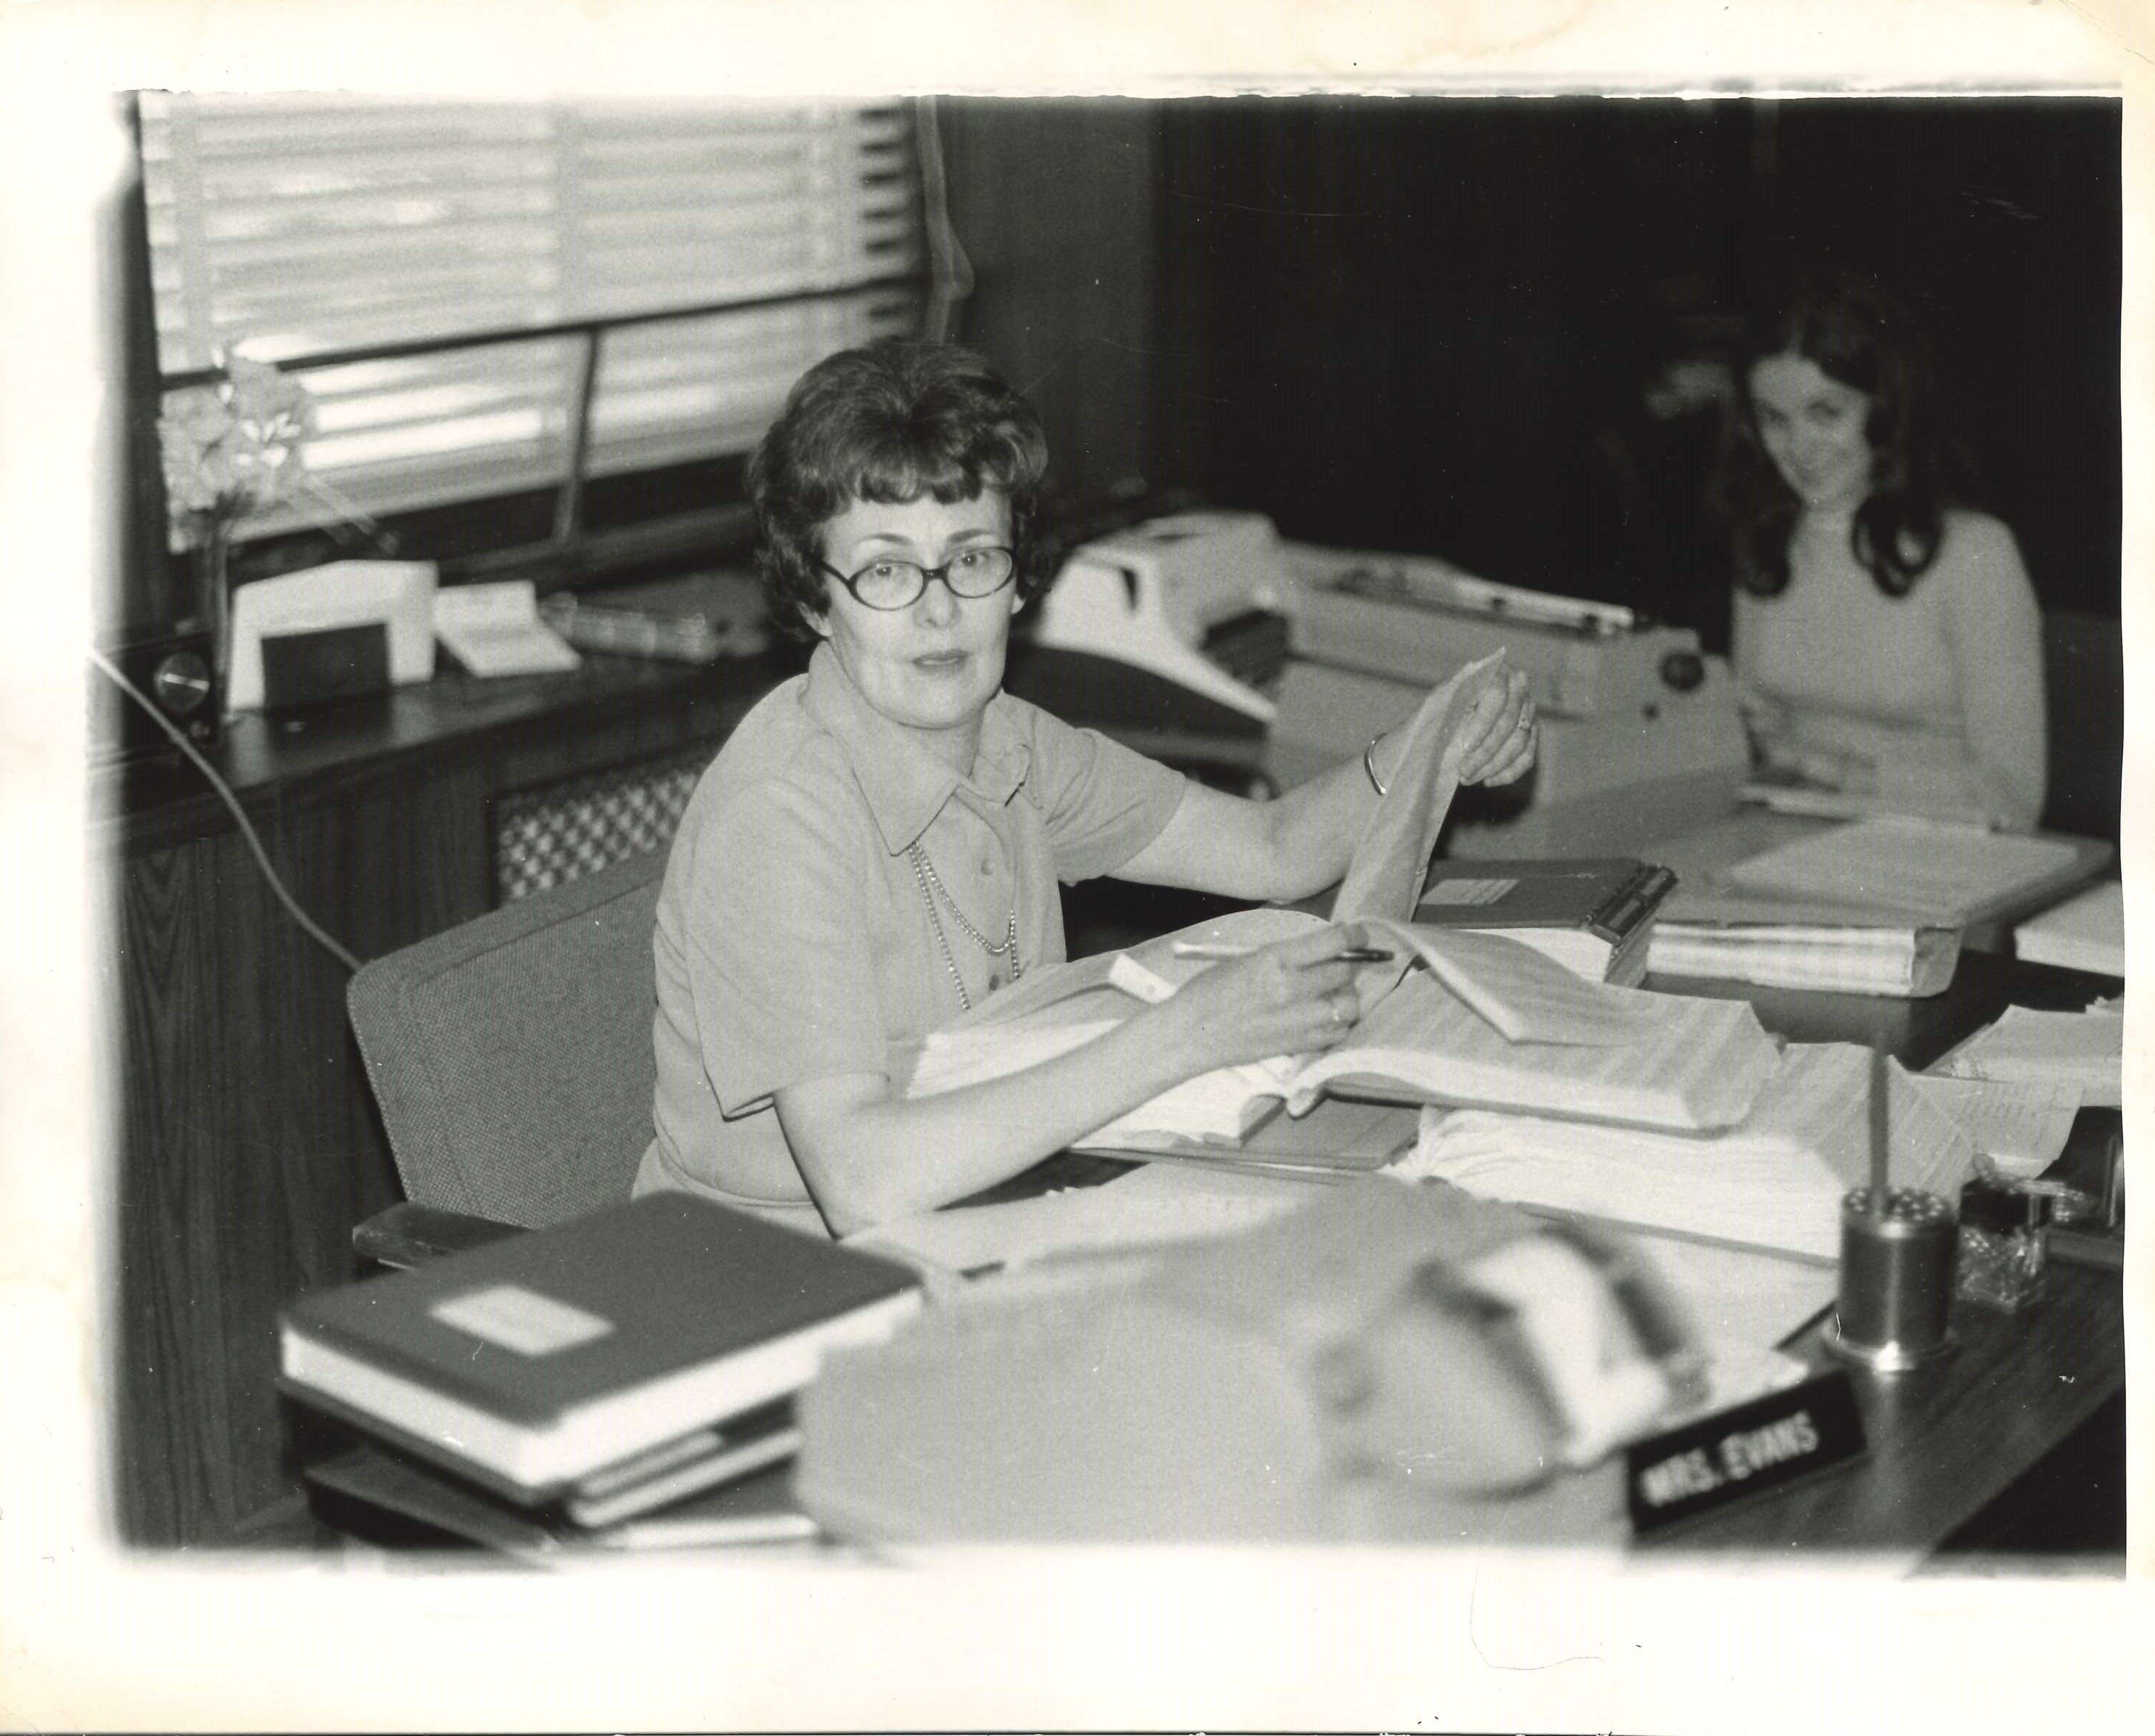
1455;667;1538;786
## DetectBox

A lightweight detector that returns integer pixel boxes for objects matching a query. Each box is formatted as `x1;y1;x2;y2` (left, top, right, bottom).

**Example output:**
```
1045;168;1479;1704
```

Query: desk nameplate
1626;1370;1866;1536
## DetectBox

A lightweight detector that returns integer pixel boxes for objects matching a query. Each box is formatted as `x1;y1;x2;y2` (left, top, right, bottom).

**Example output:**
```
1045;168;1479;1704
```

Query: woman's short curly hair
747;338;1052;639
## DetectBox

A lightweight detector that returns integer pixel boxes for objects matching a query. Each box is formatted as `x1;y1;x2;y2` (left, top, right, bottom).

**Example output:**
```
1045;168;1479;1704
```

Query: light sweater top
1733;508;2046;830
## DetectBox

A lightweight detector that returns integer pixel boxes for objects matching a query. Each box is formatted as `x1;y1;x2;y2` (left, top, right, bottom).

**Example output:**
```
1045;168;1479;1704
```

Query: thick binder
279;1193;920;1502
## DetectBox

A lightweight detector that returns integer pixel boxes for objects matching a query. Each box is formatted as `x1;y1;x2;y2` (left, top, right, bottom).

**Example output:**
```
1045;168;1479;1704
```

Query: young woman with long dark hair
1715;268;2045;828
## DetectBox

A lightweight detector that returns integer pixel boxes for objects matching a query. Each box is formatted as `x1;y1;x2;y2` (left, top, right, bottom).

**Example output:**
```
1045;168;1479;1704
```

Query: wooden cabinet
105;654;792;1544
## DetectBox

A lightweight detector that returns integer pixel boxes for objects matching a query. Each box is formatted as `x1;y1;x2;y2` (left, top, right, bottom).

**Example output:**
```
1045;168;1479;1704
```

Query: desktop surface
954;945;2127;1564
300;929;2125;1567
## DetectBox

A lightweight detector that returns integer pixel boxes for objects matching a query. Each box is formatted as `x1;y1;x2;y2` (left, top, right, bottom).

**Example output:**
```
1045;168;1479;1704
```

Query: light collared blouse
638;641;1186;1233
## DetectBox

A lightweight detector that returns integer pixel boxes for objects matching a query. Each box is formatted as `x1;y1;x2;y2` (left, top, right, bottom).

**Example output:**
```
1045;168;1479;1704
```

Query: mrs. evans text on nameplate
1624;1370;1866;1536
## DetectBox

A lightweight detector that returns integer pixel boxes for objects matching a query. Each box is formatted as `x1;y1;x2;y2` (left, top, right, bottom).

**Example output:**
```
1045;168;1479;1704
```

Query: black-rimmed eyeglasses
816;547;1018;612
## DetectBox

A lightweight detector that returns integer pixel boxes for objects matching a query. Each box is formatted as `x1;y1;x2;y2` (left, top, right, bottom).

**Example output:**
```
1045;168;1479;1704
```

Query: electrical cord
89;644;364;974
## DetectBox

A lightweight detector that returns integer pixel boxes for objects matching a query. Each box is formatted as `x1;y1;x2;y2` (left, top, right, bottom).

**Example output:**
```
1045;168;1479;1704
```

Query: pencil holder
1823;1187;1958;1373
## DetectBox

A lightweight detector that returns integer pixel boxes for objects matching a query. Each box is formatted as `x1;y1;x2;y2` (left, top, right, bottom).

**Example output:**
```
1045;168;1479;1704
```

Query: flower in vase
158;350;316;537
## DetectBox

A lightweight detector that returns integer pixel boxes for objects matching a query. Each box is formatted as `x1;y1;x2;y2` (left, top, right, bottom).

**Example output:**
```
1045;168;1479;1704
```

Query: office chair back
348;847;667;1230
2040;609;2122;844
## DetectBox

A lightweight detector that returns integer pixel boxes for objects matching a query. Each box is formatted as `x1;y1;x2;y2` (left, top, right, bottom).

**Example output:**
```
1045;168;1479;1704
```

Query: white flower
157;352;316;533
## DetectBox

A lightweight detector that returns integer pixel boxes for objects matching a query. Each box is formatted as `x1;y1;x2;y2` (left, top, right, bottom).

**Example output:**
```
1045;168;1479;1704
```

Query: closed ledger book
1712;815;2085;926
1414;856;1675;984
279;1193;921;1503
1645;920;1961;997
2012;879;2124;978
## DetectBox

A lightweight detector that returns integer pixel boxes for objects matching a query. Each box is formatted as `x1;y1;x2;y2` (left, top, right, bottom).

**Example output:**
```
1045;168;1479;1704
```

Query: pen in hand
1170;941;1396;963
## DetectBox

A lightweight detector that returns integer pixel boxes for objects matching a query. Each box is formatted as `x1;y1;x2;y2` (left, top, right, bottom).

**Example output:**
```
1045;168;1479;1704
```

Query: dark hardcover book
1416;857;1677;944
279;1193;921;1502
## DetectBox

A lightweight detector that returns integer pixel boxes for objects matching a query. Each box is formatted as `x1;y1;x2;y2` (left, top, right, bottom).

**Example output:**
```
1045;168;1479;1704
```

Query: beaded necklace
908;840;1021;1013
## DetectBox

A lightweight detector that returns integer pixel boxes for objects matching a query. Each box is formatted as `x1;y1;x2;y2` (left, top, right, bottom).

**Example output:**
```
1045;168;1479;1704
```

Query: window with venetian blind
136;93;928;556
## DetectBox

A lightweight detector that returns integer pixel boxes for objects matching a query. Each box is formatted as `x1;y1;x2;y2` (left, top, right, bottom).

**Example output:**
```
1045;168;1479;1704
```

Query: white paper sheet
434;579;583;677
1367;920;1657;1045
1910;1072;2082;1178
847;1162;1326;1275
1285;968;1780;1133
1932;1003;2123;1107
1394;1045;1978;1262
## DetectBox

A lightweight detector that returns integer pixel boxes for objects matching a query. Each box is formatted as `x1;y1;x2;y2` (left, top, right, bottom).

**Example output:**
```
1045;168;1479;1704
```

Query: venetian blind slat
140;92;924;537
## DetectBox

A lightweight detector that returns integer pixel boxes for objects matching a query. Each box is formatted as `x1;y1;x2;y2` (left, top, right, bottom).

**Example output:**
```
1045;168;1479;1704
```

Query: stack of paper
1391;1044;1979;1262
1933;1003;2123;1107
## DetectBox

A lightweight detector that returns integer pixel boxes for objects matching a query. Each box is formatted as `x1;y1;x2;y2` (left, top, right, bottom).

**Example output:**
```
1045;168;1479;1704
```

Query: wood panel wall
937;99;1159;503
107;666;781;1545
112;774;483;1541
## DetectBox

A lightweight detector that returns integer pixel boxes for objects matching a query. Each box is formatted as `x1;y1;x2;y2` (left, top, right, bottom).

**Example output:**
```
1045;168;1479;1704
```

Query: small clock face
152;649;213;717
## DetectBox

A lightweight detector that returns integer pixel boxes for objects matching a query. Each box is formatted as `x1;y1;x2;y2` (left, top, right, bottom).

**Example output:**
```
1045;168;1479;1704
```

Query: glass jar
1955;1180;2047;1312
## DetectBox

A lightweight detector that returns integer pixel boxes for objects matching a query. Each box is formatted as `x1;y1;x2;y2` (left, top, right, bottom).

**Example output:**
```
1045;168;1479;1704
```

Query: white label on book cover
431;1284;615;1357
1419;876;1517;907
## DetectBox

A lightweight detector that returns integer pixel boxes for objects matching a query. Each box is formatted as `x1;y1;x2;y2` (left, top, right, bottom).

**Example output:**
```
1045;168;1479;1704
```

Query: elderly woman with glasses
637;340;1536;1237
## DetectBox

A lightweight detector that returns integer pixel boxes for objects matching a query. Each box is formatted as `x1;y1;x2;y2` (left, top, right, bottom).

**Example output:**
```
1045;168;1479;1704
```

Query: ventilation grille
493;749;710;902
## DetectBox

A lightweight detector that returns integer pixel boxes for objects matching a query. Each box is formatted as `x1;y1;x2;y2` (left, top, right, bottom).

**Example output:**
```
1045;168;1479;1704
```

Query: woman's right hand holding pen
1143;922;1372;1074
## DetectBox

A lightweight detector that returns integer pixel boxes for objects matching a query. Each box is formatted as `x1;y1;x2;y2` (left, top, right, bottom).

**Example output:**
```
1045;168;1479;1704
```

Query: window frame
120;92;936;635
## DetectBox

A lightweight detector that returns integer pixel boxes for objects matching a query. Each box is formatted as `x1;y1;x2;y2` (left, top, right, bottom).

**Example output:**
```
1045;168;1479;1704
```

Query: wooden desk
297;944;2125;1566
269;751;2118;1560
1657;1250;2122;1563
985;949;2127;1566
